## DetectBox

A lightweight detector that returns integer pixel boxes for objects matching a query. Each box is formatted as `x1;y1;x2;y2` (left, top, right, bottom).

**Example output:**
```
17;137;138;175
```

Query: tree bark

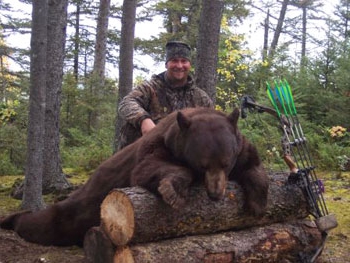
121;221;322;263
100;174;309;246
262;9;269;61
89;0;110;130
195;0;224;103
43;0;71;194
268;0;289;61
22;0;48;211
84;221;322;263
113;0;137;152
84;227;116;263
93;0;110;81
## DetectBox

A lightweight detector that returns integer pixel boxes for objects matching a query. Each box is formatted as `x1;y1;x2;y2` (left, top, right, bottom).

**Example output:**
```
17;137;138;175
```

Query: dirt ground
0;226;85;263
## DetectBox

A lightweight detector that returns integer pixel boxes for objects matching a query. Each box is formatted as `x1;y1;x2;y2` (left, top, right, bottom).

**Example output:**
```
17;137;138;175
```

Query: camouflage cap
165;41;191;63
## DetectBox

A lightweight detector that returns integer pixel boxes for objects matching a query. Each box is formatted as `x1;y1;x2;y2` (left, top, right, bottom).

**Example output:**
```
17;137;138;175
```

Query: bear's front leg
157;170;194;209
131;158;195;209
229;140;269;216
230;164;269;216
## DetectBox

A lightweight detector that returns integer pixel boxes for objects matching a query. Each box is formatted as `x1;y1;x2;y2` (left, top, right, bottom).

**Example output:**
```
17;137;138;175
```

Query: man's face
166;58;191;82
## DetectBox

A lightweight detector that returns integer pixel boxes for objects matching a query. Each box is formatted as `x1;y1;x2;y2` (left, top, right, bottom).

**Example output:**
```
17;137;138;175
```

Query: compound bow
240;79;338;263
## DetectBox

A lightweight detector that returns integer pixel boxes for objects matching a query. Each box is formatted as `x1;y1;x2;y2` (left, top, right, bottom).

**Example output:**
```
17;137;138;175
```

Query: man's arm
118;83;153;130
140;118;156;134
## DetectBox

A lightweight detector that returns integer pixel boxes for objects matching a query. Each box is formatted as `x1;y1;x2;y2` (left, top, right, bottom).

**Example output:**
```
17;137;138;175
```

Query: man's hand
141;118;156;135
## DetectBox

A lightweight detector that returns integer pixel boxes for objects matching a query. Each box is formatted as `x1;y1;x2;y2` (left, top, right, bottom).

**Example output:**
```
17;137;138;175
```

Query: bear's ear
227;108;240;128
177;111;191;131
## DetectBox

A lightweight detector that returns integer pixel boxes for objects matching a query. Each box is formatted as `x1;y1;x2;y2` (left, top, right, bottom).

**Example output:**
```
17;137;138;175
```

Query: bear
0;107;268;247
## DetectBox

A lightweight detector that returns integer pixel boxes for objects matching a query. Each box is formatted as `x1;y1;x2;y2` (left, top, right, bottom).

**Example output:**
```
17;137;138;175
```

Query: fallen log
122;220;323;263
84;227;116;263
100;173;309;246
84;220;323;263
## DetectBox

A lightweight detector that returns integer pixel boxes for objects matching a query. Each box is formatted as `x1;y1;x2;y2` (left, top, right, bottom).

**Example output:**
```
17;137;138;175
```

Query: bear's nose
205;170;226;201
207;189;225;201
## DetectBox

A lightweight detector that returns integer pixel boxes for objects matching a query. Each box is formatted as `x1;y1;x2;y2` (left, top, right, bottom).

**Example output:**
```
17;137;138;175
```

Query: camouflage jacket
117;72;214;150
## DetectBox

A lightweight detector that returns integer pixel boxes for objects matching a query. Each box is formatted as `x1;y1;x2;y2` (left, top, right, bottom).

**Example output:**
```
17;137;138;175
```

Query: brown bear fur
0;108;268;246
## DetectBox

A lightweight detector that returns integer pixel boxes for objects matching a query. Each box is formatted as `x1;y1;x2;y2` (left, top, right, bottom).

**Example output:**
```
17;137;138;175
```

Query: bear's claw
158;178;185;209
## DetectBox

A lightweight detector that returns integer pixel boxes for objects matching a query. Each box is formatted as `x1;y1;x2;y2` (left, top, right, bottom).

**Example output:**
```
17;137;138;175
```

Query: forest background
0;0;349;209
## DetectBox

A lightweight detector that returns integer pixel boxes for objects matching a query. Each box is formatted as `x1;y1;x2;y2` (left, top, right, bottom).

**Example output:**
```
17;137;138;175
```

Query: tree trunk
113;0;137;152
168;0;182;33
84;221;322;263
89;0;110;130
195;0;224;103
42;0;71;194
262;9;269;61
100;174;309;246
300;5;307;68
93;0;110;81
22;0;48;211
268;0;289;61
73;3;80;82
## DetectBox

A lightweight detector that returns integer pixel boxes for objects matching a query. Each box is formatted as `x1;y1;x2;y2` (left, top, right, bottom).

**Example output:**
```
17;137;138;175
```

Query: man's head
165;41;192;86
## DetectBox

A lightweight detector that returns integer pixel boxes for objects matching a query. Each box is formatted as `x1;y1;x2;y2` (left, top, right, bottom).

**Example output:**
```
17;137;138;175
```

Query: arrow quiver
265;80;337;262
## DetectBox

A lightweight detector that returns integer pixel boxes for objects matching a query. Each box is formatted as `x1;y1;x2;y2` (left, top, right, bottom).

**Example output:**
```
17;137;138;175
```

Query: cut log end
101;190;135;246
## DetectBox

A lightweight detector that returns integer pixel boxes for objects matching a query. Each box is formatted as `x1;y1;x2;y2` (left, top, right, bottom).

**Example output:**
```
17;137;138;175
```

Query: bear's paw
158;178;186;209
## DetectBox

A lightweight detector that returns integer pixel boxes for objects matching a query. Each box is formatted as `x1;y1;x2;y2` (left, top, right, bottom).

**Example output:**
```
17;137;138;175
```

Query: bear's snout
205;170;227;201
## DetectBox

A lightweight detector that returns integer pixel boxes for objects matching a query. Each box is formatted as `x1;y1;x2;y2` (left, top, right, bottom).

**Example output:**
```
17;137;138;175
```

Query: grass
0;175;23;214
0;168;91;215
320;171;350;261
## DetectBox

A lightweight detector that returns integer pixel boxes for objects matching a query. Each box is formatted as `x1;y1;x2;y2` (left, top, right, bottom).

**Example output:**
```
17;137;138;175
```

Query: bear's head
165;108;242;201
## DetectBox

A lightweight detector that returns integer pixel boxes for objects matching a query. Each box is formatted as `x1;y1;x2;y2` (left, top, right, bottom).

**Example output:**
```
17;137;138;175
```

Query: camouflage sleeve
194;88;214;109
118;81;153;128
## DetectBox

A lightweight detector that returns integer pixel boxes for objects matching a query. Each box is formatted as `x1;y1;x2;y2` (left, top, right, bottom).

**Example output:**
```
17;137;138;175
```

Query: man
117;41;214;150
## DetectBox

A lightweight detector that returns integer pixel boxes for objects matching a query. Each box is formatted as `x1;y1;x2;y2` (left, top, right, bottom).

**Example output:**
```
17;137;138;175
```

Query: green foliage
0;151;22;175
61;127;113;171
312;125;350;170
0;116;27;175
0;103;17;125
60;72;118;133
238;112;287;171
237;103;349;173
317;143;349;170
0;175;23;214
216;16;269;111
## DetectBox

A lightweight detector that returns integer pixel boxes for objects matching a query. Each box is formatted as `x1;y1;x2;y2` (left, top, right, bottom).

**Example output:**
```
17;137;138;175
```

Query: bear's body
0;108;268;246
